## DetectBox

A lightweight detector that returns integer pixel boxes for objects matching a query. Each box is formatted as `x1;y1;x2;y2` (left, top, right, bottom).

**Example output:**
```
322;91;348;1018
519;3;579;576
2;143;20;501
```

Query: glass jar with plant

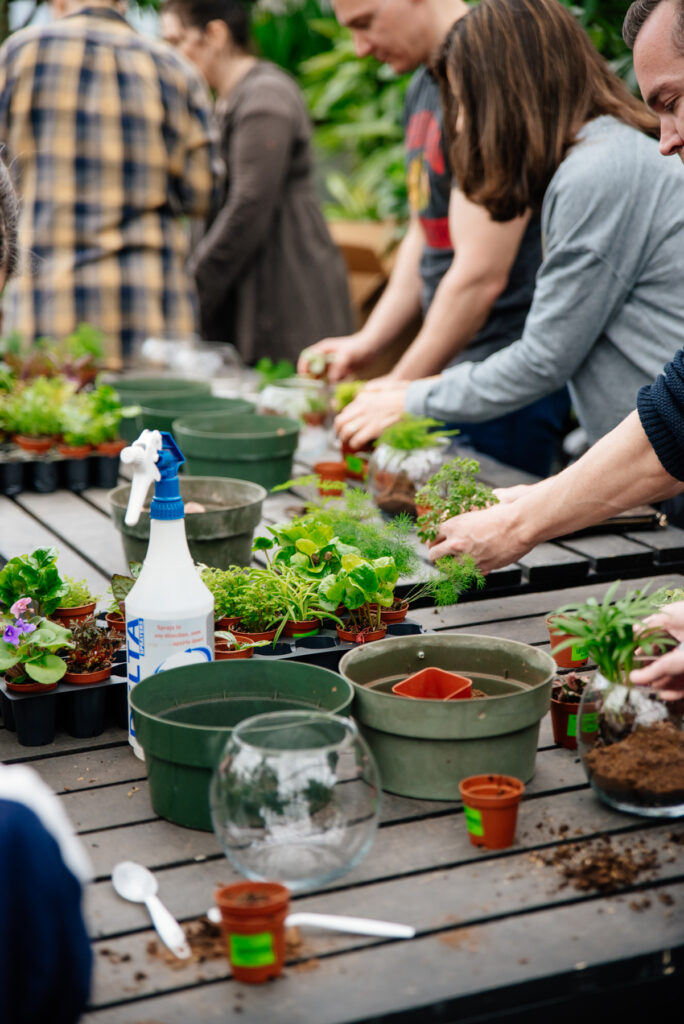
548;582;684;815
258;376;329;424
368;415;459;516
52;576;99;625
62;618;122;684
415;457;498;541
0;546;69;618
0;599;74;691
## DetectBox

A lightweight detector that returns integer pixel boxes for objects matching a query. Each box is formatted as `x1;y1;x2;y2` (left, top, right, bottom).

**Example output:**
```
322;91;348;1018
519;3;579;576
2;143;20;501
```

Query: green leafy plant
110;563;142;610
88;384;125;444
199;565;251;620
255;357;296;390
5;376;74;438
376;415;459;452
317;552;399;632
415;458;498;542
214;630;271;651
60;392;95;448
58;576;98;609
0;547;69;617
548;582;677;686
229;568;291;634
403;554;486;609
0;604;73;685
63;618;120;674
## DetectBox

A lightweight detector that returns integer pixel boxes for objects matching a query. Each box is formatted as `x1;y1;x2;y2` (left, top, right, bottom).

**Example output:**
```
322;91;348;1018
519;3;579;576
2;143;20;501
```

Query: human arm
388;193;531;380
297;215;425;382
630;603;684;693
427;410;684;572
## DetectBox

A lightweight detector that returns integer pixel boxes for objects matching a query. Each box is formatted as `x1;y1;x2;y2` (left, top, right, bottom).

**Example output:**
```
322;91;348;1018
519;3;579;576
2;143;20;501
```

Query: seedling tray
251;619;425;672
0;443;121;495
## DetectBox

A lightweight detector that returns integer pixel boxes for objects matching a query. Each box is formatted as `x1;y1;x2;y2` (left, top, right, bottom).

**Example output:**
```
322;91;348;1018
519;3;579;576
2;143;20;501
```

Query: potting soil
584;721;684;806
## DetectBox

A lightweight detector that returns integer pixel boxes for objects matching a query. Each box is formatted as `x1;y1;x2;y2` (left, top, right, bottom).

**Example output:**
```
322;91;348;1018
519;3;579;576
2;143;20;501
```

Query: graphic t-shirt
403;67;542;362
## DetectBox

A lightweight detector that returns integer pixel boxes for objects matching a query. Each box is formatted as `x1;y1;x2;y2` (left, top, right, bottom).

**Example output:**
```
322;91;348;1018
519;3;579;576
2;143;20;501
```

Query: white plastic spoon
206;905;414;938
112;861;191;959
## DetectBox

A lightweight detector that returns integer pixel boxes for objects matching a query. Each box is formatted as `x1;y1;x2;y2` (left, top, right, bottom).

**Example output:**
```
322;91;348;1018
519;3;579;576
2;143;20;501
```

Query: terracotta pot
5;674;58;694
282;618;320;638
380;601;409;624
14;434;54;454
415;504;432;518
458;774;524;850
341;439;374;457
336;623;387;644
314;461;347;496
392;667;472;701
215;646;253;660
215;615;241;630
52;603;97;626
96;438;127;457
106;611;126;634
550;695;582;750
303;411;326;427
64;666;111;685
57;442;92;459
234;626;278;643
215;882;290;983
545;617;589;669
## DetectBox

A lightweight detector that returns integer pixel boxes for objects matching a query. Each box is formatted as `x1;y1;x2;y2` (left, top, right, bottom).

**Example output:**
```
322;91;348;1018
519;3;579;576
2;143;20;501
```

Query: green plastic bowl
130;660;354;830
138;395;254;434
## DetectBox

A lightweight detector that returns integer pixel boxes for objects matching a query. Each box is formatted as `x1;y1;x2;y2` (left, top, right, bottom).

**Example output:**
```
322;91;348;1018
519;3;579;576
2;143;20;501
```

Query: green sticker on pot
566;713;577;738
229;931;275;968
570;643;587;662
581;711;598;733
464;805;484;837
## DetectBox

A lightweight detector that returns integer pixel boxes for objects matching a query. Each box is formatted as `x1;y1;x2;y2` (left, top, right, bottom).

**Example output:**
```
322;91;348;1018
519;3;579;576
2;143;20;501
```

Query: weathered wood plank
625;524;684;564
558;534;654;574
517;542;590;587
0;728;126;765
14;490;128;578
28;744;145;791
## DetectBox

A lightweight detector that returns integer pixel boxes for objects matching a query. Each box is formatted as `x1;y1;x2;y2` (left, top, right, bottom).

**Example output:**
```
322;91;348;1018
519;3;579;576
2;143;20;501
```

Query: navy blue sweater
638;348;684;481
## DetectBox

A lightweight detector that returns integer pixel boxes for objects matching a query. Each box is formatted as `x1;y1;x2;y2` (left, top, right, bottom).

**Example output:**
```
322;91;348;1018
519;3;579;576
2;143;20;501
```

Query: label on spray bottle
127;612;214;755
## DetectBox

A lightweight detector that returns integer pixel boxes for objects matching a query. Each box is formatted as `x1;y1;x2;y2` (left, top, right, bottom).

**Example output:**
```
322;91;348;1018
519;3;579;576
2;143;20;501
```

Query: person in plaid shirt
0;0;221;365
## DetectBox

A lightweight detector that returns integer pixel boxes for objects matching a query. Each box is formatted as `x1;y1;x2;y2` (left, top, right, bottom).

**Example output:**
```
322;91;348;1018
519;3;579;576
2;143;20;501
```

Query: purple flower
3;625;21;647
15;618;36;636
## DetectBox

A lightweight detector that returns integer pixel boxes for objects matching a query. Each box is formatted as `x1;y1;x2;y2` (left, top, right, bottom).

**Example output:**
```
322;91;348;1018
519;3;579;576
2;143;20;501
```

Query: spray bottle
122;430;214;758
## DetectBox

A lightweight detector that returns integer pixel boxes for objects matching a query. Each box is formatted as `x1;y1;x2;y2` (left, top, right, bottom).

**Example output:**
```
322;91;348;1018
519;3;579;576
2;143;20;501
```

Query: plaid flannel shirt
0;6;221;364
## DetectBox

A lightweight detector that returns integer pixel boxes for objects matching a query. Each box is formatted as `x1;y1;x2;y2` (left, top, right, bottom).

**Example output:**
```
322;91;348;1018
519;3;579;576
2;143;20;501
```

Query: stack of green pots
108;376;213;442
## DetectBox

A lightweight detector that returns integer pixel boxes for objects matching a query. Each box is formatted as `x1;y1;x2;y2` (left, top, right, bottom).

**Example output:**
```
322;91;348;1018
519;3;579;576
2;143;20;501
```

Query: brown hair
435;0;659;221
0;157;19;282
623;0;684;51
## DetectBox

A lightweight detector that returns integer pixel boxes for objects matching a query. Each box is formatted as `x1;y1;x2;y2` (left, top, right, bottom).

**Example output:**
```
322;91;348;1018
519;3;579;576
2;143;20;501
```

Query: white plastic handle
145;893;192;959
206;906;413;939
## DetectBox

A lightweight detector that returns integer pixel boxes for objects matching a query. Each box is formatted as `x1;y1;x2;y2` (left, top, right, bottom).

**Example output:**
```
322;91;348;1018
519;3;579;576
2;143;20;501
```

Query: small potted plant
318;552;399;643
415;457;498;541
0;601;74;746
62;618;121;684
214;630;270;659
200;565;248;629
0;546;69;617
368;415;459;516
230;568;290;641
107;563;141;632
549;671;591;750
5;376;70;453
548;582;683;814
52;576;98;626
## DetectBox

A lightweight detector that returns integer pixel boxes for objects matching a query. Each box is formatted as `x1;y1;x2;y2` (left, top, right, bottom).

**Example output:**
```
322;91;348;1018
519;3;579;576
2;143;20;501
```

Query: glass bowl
209;711;380;891
577;672;684;817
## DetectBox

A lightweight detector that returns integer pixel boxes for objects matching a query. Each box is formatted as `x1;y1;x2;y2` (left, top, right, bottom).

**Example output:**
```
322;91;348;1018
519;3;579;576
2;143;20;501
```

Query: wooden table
1;450;683;1021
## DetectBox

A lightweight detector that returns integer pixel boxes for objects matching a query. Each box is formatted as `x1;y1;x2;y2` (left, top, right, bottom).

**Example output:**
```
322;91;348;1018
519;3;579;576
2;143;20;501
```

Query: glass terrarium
369;420;455;516
257;378;330;425
577;673;684;817
210;711;380;891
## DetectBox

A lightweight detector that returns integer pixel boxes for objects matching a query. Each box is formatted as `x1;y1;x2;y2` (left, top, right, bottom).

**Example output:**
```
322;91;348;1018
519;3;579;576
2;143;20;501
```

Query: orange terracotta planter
459;774;524;850
282;618;320;638
215;882;290;983
392;667;472;700
5;676;57;694
96;439;127;457
380;601;409;624
546;617;589;669
57;442;92;459
215;615;241;630
314;461;347;496
14;434;54;454
336;624;387;644
64;666;111;685
233;627;277;643
215;646;253;660
52;603;97;626
106;611;126;634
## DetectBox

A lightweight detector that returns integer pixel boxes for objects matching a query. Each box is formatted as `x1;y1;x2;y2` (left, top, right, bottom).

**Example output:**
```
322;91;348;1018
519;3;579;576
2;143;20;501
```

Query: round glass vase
577;671;684;817
368;440;450;516
209;711;380;892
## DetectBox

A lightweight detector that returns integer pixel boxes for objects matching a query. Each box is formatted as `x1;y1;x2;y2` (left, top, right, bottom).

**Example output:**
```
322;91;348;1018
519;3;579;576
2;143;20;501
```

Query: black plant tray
248;619;426;672
0;443;121;495
0;649;127;746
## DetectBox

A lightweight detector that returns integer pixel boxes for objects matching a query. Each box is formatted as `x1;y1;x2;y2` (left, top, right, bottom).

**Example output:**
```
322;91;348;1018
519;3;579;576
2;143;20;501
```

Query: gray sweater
406;116;684;444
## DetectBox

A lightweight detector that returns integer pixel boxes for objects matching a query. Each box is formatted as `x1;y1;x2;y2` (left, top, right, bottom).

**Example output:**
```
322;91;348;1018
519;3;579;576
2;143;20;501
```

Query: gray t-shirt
406;116;684;444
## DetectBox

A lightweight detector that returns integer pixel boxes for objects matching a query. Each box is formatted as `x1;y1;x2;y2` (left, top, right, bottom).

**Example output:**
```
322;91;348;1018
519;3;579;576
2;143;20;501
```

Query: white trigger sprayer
121;430;214;759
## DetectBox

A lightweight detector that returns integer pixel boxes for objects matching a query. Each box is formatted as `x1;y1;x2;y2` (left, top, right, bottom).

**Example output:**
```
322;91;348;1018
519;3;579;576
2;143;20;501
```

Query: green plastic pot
138;395;254;434
338;633;555;800
173;412;300;489
105;376;212;441
130;660;354;830
109;476;267;568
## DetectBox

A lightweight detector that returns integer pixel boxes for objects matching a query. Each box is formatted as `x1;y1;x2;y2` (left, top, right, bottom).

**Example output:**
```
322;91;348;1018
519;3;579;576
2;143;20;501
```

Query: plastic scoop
112;861;191;959
206;905;414;938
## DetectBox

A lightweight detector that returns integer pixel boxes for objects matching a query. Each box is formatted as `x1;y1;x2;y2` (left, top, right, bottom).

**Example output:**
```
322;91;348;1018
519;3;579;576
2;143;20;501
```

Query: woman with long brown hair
336;0;684;467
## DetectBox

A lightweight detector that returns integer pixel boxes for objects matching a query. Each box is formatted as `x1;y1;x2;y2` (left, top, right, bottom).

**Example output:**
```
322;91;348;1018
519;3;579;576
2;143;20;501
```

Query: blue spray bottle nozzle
121;430;186;525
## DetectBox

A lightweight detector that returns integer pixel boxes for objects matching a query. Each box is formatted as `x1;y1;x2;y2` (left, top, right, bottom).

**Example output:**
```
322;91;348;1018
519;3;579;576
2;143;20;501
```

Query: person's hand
427;501;530;574
492;484;532;504
334;381;408;449
297;335;374;382
630;602;684;695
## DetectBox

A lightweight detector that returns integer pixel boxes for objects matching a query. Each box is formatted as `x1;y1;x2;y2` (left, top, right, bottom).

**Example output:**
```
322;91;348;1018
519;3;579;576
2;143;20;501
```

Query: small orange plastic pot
215;615;241;630
52;603;97;626
314;461;347;496
392;667;472;700
282;618;321;638
546;617;588;669
215;882;290;983
380;601;409;624
550;696;581;750
458;774;524;850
